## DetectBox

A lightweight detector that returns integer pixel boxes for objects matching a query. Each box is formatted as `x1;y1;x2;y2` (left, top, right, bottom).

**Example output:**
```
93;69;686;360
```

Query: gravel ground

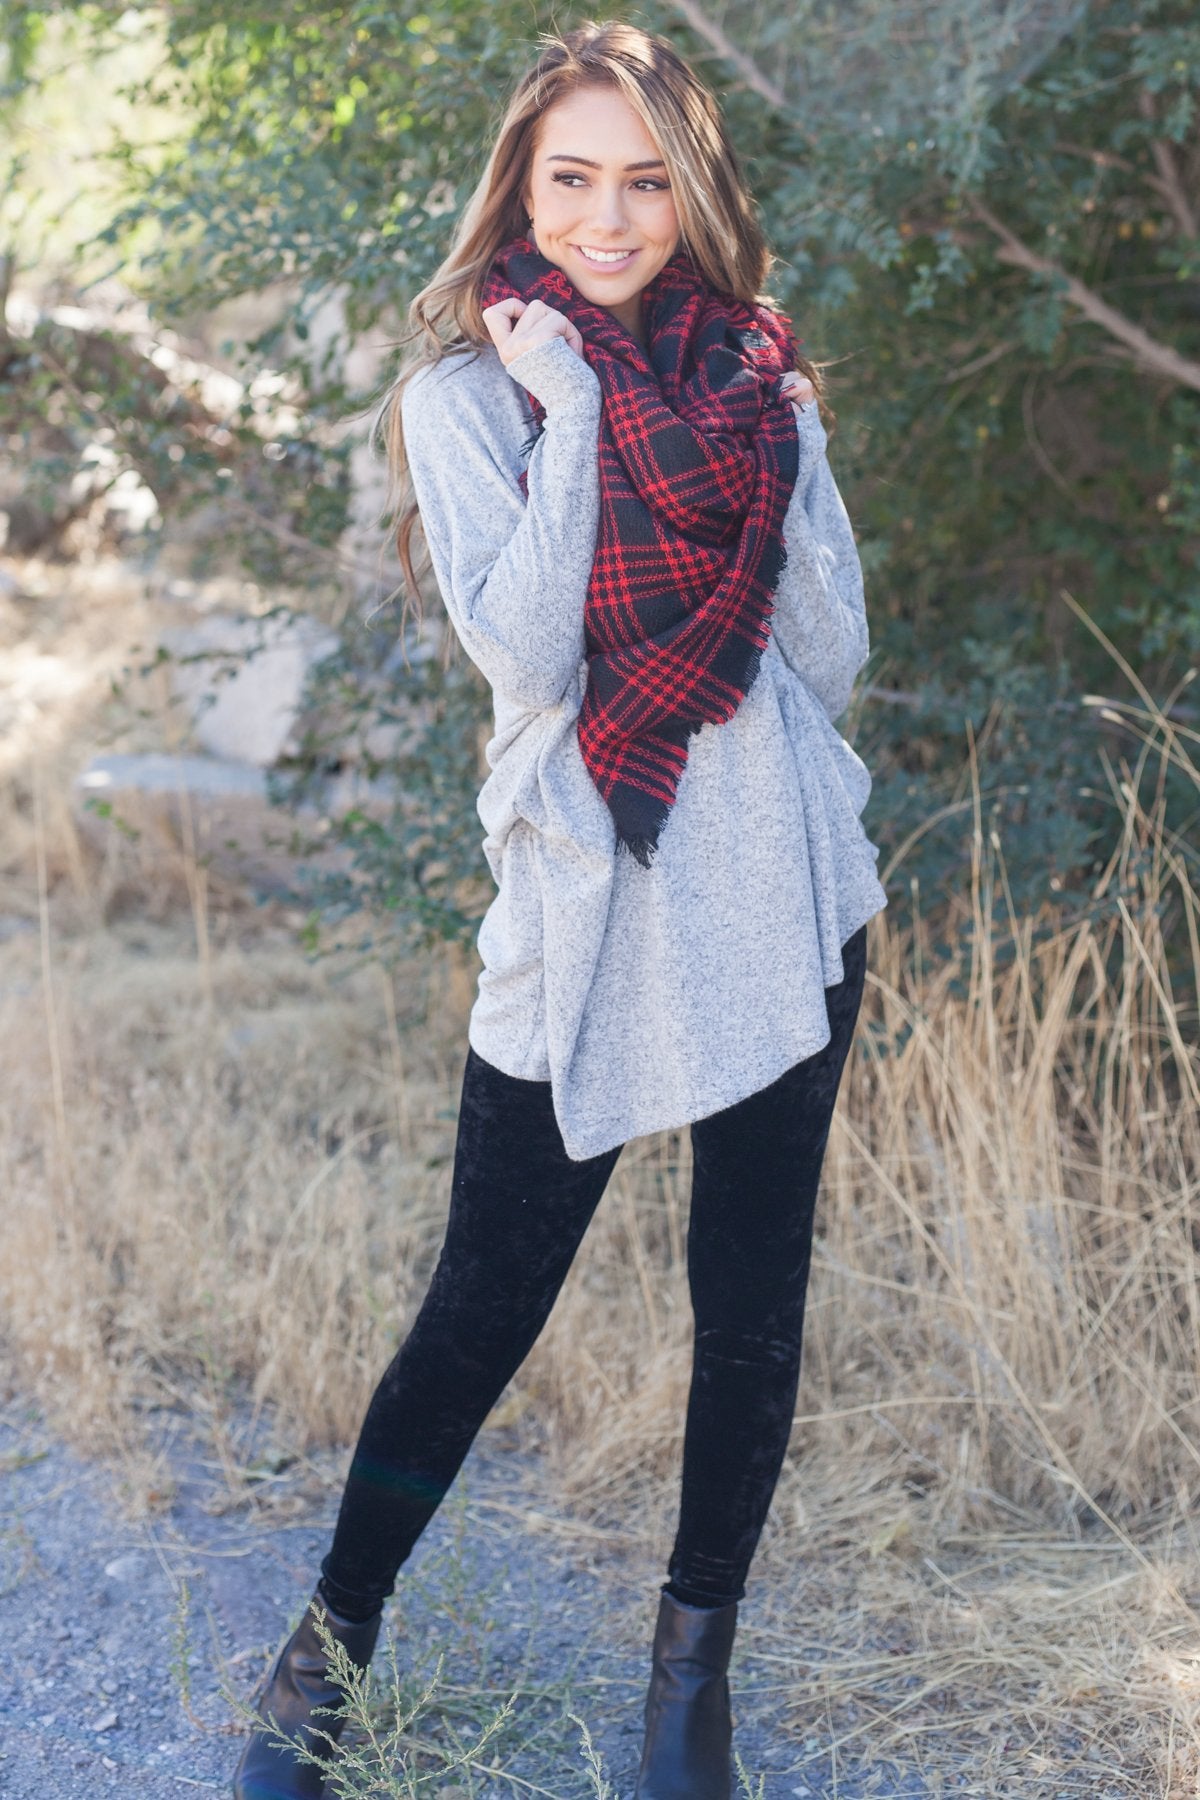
0;1389;943;1799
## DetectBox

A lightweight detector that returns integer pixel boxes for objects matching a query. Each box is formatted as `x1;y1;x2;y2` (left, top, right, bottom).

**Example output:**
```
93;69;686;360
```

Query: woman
233;19;887;1800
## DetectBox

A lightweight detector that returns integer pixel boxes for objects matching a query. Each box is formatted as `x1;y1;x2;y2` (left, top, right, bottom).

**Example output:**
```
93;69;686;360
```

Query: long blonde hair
379;18;833;635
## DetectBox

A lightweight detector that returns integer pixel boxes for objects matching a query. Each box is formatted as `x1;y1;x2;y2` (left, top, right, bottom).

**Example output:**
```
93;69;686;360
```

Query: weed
170;1575;194;1719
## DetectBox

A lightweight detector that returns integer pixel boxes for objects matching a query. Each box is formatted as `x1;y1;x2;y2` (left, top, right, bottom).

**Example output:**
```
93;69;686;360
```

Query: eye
549;172;671;192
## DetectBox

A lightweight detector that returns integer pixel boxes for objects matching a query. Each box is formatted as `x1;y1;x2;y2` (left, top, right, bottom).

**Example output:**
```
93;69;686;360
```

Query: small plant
291;1610;516;1798
0;1514;42;1600
171;1574;230;1733
169;1576;194;1717
569;1710;615;1800
734;1750;767;1799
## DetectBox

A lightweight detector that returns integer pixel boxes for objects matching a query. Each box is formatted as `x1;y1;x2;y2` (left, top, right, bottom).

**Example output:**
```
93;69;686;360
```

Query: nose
589;183;631;239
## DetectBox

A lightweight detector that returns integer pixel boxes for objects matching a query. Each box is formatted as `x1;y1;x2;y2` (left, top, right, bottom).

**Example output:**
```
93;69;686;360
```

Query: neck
607;293;647;351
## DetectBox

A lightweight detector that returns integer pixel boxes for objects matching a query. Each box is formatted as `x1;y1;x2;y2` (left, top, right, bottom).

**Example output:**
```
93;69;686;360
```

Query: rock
103;1552;144;1582
73;751;348;894
162;610;340;768
320;765;400;824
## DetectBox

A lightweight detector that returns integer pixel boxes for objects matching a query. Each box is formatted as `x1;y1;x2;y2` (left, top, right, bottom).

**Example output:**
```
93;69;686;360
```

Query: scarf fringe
616;830;663;871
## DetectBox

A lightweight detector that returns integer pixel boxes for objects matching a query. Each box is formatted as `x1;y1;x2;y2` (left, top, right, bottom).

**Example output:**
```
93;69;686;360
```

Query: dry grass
2;553;1199;1793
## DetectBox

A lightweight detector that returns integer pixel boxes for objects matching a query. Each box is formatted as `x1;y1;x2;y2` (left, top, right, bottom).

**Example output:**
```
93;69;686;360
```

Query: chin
579;279;641;304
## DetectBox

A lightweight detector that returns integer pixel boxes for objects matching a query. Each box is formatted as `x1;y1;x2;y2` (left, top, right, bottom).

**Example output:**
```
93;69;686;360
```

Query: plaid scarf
480;237;801;869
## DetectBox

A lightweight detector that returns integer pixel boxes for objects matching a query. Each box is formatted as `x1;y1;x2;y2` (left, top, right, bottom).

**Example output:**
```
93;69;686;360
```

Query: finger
509;313;572;358
482;298;527;323
514;299;549;324
511;302;560;343
508;324;570;364
494;302;584;365
481;300;526;346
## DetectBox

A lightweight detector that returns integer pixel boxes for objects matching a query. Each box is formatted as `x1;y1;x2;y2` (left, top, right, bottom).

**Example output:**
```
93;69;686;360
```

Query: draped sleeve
401;337;603;712
768;401;871;723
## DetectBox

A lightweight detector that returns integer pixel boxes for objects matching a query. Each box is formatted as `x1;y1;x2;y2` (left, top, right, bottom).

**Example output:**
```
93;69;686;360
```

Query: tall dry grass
2;557;1199;1791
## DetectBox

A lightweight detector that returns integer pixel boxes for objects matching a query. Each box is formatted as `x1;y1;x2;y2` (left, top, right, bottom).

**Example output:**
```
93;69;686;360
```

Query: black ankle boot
232;1589;382;1799
634;1588;738;1800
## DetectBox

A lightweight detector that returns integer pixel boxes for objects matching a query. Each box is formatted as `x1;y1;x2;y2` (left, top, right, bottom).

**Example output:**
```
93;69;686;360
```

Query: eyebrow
546;154;667;171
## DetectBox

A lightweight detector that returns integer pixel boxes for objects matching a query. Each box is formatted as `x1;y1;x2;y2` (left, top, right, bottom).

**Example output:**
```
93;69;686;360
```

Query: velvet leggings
317;923;868;1620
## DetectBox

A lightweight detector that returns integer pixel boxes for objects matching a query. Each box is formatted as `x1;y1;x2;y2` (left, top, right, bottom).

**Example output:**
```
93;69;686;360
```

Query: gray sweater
402;333;888;1160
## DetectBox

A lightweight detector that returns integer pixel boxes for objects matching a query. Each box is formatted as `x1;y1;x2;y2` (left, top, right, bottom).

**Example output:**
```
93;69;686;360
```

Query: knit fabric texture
480;238;801;868
401;332;888;1160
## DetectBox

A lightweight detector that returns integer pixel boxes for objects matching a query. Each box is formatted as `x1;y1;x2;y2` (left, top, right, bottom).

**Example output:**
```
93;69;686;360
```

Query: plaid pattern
481;239;801;869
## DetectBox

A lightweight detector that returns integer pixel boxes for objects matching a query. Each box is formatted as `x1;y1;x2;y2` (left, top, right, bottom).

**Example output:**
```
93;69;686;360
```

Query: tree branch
664;7;1198;391
934;338;1021;383
1051;135;1198;234
665;0;788;112
1146;140;1197;238
1052;140;1140;177
0;252;13;357
963;193;1200;393
1136;89;1198;241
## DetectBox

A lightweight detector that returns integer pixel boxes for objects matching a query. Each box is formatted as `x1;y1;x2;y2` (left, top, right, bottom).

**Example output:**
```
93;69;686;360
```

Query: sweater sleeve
401;336;603;712
767;401;871;723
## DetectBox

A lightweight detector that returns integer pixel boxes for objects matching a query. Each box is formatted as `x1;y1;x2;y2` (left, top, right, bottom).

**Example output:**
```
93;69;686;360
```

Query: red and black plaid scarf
480;237;801;869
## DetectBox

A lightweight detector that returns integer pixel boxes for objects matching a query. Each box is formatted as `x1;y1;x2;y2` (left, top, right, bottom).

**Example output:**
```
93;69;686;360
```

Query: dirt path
0;1388;942;1799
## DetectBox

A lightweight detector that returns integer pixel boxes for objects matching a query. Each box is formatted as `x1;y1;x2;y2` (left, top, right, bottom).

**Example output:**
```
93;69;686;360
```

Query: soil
0;1385;947;1799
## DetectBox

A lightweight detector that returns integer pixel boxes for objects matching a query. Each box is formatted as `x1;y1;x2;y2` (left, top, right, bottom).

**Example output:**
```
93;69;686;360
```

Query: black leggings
317;924;868;1619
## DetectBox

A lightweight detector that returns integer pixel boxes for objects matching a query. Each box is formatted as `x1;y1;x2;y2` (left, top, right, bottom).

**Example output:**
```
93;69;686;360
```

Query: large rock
162;611;340;768
73;752;346;893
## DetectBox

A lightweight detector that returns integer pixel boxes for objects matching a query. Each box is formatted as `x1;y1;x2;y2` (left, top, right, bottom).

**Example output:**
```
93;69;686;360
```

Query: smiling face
523;84;682;348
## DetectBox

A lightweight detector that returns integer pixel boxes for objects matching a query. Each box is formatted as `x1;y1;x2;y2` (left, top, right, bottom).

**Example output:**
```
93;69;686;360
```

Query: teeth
577;246;635;263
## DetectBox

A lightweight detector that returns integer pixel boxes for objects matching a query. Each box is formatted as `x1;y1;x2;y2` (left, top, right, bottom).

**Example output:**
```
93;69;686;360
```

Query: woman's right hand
482;297;586;368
